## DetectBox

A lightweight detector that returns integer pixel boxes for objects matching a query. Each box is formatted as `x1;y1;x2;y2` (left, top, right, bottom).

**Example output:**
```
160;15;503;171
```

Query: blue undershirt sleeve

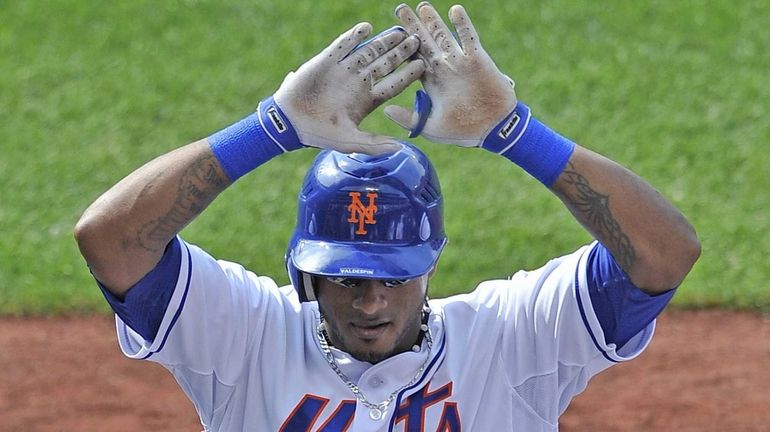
586;243;676;348
96;237;182;342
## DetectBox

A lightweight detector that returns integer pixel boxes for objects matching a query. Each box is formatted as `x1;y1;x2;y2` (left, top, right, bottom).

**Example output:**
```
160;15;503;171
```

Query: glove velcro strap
482;102;575;187
409;89;432;138
257;96;302;152
208;97;303;182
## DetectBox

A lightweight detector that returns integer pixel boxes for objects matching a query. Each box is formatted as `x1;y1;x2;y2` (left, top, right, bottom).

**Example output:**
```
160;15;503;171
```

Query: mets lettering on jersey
347;191;378;235
280;381;461;431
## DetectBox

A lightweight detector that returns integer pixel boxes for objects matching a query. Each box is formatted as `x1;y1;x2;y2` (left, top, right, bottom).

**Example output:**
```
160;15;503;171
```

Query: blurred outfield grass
0;0;768;314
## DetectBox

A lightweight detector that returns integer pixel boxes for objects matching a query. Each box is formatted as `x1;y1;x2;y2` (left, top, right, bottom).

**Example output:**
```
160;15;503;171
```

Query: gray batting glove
385;3;518;147
273;22;425;154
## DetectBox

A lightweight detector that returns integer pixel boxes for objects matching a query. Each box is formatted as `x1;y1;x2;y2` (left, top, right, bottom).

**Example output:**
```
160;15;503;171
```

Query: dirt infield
1;309;768;431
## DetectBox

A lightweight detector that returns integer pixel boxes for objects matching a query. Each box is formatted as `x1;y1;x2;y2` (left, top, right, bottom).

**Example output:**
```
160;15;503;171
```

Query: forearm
551;145;700;293
478;103;699;293
75;139;230;295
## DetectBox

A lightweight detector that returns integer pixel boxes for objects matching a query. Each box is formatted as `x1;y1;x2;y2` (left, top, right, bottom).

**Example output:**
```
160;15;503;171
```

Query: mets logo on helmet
347;191;378;235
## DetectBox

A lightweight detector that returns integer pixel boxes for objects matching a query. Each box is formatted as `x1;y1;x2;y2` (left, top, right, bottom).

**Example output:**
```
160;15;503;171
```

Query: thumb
384;104;418;131
385;90;432;138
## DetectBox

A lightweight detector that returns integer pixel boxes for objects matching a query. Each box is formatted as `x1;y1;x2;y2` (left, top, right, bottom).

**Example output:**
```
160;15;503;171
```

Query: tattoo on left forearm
560;162;636;269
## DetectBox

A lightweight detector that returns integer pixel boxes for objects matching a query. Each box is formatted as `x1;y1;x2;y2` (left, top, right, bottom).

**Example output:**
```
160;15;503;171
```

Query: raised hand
385;3;517;147
273;23;424;154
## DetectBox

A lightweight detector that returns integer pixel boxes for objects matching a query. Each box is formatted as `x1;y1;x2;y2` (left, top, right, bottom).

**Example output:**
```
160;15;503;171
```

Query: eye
345;279;365;289
383;279;409;288
328;277;364;289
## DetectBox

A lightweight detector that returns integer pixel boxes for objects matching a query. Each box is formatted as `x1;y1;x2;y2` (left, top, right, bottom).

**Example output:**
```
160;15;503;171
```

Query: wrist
208;96;303;182
481;102;575;187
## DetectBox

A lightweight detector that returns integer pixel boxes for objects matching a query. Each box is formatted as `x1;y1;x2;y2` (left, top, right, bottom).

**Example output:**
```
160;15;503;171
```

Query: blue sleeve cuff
97;237;182;341
586;243;676;347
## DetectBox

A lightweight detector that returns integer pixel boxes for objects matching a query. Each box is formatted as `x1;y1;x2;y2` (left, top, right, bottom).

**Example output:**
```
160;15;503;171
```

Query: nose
351;281;388;315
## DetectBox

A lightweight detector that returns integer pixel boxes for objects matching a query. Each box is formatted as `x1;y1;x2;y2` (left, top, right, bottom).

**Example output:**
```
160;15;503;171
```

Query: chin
349;348;391;364
344;338;398;364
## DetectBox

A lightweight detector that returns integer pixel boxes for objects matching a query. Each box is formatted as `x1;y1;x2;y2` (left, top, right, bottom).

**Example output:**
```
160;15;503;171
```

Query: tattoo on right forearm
560;162;637;269
135;154;228;252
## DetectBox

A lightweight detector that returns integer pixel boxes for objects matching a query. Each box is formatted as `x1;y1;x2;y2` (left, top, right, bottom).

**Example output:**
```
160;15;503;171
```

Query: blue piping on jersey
573;253;617;364
387;327;448;431
142;243;194;360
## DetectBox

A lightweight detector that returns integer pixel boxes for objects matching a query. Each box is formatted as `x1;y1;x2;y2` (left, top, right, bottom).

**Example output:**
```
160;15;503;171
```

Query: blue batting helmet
286;143;447;302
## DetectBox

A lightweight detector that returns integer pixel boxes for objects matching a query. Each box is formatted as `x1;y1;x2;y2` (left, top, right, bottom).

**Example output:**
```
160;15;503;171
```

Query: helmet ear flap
287;252;317;302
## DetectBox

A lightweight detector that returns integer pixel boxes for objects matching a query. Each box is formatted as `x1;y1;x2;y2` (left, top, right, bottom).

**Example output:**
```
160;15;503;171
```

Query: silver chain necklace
316;313;433;421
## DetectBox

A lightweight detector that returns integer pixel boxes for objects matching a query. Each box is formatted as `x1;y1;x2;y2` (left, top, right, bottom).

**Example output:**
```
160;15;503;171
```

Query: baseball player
75;3;700;431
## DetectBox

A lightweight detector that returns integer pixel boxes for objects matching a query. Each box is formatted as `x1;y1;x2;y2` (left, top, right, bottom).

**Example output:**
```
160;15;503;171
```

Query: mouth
350;321;391;341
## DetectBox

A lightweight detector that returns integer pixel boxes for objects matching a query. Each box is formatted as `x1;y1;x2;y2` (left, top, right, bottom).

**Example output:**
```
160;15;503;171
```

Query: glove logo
498;112;521;140
347;191;378;235
267;106;287;133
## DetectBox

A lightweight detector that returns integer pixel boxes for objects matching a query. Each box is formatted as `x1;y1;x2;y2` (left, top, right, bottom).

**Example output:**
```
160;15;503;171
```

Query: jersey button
369;376;385;387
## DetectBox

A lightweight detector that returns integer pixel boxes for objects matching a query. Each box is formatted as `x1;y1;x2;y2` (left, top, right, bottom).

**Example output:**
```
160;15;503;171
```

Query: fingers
448;5;482;54
415;2;463;57
336;132;403;155
326;22;374;62
300;127;402;155
395;4;442;62
367;35;422;84
340;26;408;69
371;58;424;101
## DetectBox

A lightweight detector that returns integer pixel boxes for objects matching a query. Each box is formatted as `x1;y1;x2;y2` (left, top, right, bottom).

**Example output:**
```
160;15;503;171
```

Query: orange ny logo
347;191;378;235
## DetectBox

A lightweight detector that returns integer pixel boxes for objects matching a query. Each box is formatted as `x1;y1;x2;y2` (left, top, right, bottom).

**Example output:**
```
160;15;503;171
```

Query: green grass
1;0;768;314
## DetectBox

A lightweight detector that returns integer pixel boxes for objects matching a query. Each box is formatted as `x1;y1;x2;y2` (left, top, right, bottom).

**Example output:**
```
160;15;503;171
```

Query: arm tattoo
135;154;228;252
560;162;636;269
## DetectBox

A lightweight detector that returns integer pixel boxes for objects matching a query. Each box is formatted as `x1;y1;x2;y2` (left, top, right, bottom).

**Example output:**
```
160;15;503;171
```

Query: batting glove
385;3;518;148
273;23;425;154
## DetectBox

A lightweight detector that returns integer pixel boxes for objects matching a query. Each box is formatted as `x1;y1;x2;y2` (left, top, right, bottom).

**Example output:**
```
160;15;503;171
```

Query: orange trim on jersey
278;394;330;432
315;399;356;432
436;401;462;431
395;380;454;432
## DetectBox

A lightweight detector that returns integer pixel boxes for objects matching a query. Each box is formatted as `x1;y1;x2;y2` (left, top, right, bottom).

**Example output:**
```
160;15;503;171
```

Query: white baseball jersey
111;238;658;431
